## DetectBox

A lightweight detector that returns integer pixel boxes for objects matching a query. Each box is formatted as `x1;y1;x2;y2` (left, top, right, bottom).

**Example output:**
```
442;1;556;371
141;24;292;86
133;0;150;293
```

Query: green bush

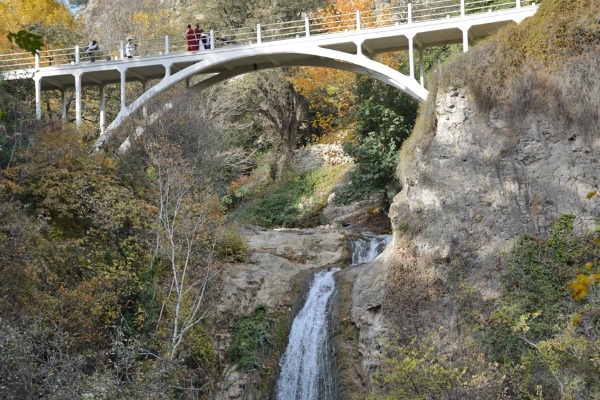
483;214;600;397
368;337;467;400
228;304;274;370
335;78;417;204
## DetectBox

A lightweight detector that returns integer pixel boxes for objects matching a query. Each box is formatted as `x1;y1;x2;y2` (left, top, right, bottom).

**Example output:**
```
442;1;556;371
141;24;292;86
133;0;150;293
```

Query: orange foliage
288;0;408;139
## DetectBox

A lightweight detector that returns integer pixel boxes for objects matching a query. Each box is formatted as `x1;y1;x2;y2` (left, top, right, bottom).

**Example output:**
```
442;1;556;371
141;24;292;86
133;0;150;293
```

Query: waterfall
275;268;339;400
274;233;391;399
349;232;392;266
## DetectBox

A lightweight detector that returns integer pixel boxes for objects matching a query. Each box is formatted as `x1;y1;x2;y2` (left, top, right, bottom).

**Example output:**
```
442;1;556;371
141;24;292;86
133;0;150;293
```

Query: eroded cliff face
390;85;599;296
341;85;600;394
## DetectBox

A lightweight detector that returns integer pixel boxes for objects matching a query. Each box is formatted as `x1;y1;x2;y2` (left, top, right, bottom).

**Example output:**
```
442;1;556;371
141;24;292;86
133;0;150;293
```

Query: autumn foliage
0;0;75;52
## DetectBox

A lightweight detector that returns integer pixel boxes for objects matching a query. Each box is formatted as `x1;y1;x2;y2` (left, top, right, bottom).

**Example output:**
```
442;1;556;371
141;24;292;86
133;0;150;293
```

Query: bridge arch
95;45;427;150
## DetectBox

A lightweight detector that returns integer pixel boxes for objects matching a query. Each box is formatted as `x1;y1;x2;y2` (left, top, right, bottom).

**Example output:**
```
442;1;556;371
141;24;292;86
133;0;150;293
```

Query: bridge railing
213;26;256;47
413;0;461;22
261;19;306;42
310;12;358;35
465;0;515;14
0;51;35;69
0;0;538;72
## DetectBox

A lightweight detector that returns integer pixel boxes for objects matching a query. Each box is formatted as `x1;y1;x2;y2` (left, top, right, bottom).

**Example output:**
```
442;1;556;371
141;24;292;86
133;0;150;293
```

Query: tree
0;0;75;52
148;141;224;361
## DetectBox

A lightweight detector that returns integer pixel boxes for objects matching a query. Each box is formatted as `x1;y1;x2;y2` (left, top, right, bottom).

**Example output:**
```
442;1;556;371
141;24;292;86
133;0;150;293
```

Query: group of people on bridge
186;24;210;51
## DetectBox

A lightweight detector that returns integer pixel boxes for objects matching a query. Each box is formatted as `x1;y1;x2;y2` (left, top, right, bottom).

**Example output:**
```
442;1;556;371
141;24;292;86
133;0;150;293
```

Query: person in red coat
194;24;204;50
186;24;198;51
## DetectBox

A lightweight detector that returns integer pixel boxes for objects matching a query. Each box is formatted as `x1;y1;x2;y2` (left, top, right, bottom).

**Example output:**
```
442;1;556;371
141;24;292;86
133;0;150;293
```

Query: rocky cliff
337;82;600;395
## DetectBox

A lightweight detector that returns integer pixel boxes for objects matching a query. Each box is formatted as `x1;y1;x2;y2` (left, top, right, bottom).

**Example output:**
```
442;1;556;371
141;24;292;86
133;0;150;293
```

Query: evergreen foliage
335;78;418;204
228;304;274;370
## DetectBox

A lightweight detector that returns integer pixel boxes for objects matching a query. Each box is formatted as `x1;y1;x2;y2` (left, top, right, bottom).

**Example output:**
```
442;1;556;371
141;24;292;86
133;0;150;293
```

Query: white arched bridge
0;0;537;151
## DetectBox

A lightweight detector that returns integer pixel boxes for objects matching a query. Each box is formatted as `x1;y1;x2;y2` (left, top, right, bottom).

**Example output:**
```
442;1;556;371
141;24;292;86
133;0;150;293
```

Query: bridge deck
2;1;537;91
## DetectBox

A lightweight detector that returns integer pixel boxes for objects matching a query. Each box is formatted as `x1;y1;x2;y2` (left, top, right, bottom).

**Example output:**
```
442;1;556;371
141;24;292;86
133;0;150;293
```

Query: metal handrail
0;0;537;72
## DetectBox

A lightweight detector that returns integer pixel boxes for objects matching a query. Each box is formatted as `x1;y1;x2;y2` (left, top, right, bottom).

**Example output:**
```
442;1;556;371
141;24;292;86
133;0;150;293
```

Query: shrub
228;304;274;370
217;226;248;262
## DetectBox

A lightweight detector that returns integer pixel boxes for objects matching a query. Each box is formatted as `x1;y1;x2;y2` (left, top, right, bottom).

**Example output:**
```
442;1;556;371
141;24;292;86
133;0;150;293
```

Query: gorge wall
340;83;600;396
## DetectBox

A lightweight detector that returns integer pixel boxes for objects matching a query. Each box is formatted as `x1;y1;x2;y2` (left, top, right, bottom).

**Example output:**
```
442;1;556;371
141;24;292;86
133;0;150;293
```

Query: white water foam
275;268;339;400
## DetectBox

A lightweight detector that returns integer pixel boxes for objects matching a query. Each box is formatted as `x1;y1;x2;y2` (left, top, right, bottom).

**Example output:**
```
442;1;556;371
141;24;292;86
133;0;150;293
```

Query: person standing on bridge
85;40;99;62
201;29;209;49
125;38;137;58
186;24;198;51
194;24;205;50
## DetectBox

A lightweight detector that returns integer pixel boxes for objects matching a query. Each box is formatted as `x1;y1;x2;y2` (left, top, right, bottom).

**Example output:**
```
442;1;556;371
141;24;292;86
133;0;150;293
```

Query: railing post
305;17;310;37
257;24;261;44
120;69;127;112
35;50;40;68
165;35;170;54
408;2;413;24
356;10;361;30
119;40;125;59
516;0;521;8
461;0;465;16
210;29;215;49
75;45;80;65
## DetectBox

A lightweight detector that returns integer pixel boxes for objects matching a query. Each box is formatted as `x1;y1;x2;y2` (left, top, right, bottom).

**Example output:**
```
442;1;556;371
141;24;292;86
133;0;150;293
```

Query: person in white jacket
125;38;137;59
85;40;99;62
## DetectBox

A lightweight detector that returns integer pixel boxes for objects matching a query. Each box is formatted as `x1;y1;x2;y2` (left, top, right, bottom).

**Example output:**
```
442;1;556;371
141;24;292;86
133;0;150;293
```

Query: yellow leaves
571;313;582;326
587;190;598;199
129;9;171;38
585;261;594;270
569;272;600;301
0;0;75;52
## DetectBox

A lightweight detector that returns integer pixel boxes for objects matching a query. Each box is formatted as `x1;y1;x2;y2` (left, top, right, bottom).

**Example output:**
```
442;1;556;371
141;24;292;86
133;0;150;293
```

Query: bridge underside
92;44;429;150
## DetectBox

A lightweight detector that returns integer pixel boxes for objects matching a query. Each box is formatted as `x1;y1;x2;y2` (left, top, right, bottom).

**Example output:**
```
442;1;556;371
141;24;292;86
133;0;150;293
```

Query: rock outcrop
390;86;599;298
214;226;349;400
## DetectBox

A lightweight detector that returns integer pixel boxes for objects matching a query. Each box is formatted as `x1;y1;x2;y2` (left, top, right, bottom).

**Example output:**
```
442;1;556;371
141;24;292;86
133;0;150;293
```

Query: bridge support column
75;73;82;127
418;47;424;86
408;35;415;79
462;27;469;52
61;90;67;120
34;77;42;121
99;85;106;133
142;81;148;119
120;69;127;112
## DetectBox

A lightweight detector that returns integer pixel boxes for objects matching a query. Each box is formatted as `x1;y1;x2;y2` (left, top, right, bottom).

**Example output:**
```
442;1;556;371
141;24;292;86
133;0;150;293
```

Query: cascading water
274;233;391;400
349;232;392;266
275;268;339;400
